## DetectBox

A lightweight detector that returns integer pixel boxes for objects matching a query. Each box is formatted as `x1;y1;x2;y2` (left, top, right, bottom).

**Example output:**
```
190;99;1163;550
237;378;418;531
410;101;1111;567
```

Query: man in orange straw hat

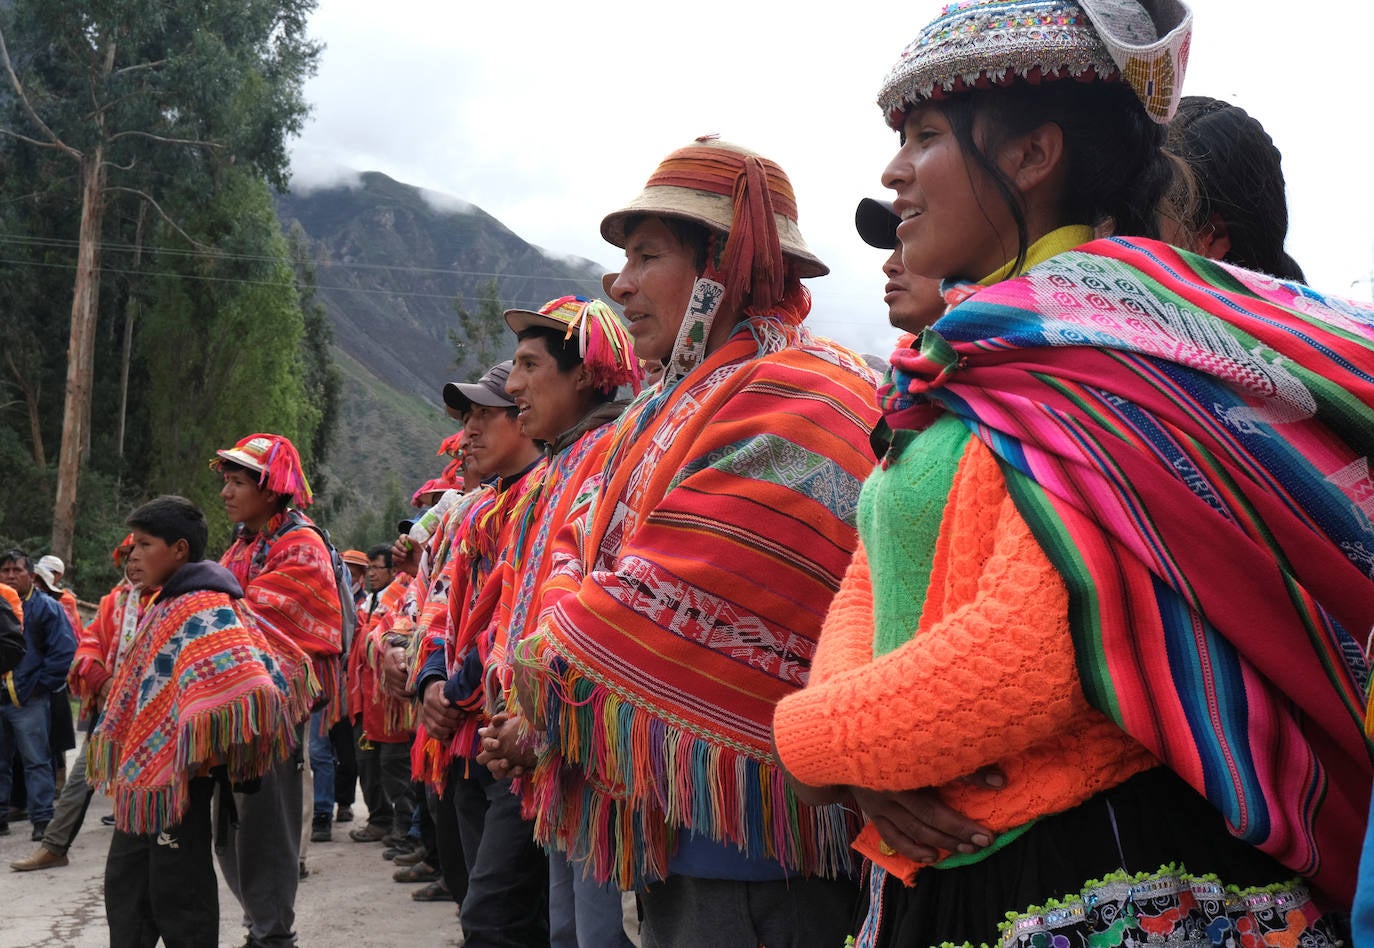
211;432;342;948
509;139;880;944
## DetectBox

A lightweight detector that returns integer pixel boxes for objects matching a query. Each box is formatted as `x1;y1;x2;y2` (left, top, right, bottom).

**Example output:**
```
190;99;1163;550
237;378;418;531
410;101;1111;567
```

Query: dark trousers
105;776;218;948
451;763;549;947
354;723;388;830
435;775;470;903
330;718;356;806
215;738;304;947
377;739;416;836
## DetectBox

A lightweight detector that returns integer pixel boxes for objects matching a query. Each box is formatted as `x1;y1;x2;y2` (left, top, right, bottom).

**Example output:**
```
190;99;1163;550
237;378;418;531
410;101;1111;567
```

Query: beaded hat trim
877;0;1192;126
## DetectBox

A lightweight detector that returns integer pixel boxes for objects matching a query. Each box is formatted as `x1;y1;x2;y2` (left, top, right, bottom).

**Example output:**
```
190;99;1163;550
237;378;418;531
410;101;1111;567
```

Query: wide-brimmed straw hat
600;137;828;280
878;0;1192;127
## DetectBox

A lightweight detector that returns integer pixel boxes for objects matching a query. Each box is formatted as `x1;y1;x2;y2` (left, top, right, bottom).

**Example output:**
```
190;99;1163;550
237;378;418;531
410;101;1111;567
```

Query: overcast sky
288;0;1373;357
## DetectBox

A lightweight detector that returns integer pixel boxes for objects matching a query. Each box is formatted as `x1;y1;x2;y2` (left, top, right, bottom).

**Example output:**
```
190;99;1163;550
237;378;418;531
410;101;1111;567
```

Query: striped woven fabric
87;581;313;834
407;475;544;785
493;422;617;712
884;236;1374;905
518;315;879;889
353;575;412;742
68;581;155;705
221;510;344;727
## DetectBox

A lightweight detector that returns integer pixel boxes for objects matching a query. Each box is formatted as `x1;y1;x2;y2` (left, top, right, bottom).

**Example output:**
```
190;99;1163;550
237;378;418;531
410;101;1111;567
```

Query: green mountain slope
276;170;609;545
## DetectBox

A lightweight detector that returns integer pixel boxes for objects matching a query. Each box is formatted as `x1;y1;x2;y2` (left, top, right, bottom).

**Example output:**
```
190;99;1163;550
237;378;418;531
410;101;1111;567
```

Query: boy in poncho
88;496;313;948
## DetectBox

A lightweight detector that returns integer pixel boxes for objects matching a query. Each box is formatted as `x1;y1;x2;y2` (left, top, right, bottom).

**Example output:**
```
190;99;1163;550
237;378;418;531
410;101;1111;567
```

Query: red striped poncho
410;468;545;787
497;418;619;716
221;510;344;727
519;315;879;888
351;574;411;742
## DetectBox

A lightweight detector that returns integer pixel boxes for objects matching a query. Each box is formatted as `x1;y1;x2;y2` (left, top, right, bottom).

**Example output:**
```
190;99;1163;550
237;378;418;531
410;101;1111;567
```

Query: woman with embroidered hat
512;139;880;946
772;1;1373;945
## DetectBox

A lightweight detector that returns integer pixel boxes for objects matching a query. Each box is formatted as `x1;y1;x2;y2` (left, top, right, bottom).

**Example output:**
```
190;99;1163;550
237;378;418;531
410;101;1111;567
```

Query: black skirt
861;767;1344;947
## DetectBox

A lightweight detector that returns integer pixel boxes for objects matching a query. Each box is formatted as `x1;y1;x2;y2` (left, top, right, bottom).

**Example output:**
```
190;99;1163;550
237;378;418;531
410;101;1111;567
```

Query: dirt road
0;781;471;948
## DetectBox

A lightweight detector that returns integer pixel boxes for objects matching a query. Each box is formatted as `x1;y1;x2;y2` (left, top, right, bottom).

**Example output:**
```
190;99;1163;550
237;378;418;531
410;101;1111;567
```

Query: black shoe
0;821;9;836
335;804;353;823
31;821;48;842
100;815;116;826
382;838;418;861
310;814;332;842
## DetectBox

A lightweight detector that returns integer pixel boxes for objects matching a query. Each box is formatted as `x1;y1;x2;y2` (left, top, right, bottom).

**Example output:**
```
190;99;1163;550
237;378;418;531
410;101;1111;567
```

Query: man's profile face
462;405;530;477
220;467;280;530
506;336;588;442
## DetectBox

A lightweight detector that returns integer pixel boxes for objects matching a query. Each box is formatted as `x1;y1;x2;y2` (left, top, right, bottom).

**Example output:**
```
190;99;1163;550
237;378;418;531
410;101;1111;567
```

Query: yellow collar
979;225;1095;286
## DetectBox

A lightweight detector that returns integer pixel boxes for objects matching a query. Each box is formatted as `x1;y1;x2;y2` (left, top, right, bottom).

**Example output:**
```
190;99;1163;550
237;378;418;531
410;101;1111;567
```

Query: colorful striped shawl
496;422;617;706
884;237;1374;906
408;475;544;785
87;586;313;834
519;316;879;888
439;465;545;762
221;510;344;727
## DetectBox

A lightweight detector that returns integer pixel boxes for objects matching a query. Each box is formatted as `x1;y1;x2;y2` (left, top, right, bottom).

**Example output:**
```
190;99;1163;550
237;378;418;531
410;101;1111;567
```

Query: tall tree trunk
4;351;45;466
116;202;147;461
51;146;106;563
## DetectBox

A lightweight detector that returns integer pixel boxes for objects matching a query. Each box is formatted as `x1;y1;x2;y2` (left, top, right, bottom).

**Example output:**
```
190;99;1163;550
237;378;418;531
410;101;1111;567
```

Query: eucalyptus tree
0;0;320;561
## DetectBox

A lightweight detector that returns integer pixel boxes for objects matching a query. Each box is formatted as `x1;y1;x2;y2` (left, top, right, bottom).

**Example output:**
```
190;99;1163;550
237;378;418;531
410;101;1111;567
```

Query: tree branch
0;125;66;151
0;25;80;159
114;59;167;77
105;186;213;251
107;129;227;149
100;155;137;173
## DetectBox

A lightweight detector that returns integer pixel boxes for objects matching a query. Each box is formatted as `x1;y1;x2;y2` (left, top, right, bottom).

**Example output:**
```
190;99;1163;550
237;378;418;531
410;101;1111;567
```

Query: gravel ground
0;751;638;947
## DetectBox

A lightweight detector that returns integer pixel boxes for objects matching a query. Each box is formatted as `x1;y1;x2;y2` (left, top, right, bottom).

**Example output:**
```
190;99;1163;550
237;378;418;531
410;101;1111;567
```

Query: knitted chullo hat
600;136;825;385
411;465;463;507
504;295;643;395
112;533;135;567
878;0;1193;127
436;432;466;460
211;433;314;508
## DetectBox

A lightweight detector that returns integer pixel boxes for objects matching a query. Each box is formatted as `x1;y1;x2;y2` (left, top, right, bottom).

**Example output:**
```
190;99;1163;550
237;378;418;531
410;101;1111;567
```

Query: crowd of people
3;0;1374;945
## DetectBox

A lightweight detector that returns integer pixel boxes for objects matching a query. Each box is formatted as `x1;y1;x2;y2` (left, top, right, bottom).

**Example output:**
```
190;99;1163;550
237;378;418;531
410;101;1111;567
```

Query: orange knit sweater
773;436;1157;882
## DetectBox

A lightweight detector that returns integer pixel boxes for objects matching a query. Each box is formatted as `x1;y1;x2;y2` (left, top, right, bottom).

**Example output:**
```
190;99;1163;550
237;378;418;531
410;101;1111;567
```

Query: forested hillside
0;4;612;597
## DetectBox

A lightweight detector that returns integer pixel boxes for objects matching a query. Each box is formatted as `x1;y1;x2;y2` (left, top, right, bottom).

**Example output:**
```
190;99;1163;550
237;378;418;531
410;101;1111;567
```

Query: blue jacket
7;587;77;705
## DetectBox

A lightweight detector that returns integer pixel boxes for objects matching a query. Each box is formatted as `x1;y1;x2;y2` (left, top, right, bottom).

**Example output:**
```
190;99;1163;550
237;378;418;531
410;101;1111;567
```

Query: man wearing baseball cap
388;360;543;924
853;196;946;336
444;294;641;946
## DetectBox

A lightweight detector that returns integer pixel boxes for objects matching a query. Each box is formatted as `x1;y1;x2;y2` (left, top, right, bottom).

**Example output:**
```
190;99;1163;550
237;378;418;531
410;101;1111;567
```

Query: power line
0;231;605;282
